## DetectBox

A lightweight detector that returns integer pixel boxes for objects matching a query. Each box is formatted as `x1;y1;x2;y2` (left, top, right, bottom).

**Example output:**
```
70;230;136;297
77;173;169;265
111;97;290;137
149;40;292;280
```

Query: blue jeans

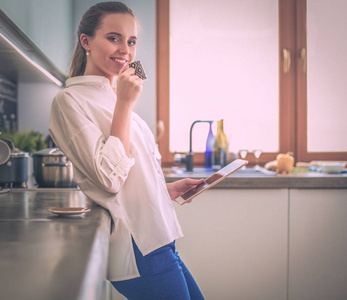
111;239;204;300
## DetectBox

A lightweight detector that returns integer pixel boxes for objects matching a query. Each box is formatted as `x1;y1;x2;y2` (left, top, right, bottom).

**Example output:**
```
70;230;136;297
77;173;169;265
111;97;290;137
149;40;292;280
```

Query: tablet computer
175;159;248;205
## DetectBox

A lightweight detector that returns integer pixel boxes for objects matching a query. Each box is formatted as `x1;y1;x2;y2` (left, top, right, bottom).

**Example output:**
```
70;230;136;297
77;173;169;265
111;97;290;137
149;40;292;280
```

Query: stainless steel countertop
0;189;111;300
163;168;347;189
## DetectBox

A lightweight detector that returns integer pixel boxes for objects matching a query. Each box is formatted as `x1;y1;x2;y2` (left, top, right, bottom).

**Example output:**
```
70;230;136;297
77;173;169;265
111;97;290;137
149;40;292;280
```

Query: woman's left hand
166;178;204;201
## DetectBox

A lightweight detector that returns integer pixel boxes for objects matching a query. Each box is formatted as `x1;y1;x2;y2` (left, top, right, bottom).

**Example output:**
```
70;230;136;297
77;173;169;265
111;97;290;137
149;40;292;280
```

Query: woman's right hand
116;66;143;108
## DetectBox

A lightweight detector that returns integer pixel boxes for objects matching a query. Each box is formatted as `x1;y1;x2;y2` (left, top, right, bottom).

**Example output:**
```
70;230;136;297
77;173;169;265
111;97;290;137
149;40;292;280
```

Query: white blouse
49;76;183;281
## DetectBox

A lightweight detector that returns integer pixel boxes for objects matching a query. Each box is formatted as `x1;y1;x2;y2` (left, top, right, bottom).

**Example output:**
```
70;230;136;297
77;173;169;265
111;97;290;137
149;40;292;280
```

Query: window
297;0;347;161
156;0;347;166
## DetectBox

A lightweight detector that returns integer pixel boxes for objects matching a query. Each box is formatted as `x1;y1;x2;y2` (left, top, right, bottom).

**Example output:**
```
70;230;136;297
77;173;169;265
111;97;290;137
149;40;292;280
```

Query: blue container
205;122;215;169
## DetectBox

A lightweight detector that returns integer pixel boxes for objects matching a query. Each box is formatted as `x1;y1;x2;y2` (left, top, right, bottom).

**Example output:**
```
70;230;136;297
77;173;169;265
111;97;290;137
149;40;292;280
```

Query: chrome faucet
174;120;213;172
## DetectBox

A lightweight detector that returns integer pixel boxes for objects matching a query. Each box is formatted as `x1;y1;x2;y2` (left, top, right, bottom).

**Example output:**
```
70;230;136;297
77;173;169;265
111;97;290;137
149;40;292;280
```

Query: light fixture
0;32;63;87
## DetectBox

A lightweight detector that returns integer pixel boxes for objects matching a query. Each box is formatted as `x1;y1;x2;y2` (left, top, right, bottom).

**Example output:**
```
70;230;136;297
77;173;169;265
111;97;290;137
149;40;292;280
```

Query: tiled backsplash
0;73;17;132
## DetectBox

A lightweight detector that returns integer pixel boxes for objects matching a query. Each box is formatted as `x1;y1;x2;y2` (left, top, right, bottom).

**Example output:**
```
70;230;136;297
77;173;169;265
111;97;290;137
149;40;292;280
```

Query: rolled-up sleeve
49;90;134;194
100;136;135;180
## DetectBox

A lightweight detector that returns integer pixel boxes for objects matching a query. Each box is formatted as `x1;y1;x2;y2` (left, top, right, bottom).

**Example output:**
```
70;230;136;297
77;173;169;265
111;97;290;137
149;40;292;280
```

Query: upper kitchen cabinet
0;0;73;83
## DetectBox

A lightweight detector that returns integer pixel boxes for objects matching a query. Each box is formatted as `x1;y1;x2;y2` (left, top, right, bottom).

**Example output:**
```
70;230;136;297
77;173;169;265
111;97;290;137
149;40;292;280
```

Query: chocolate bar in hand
129;60;147;80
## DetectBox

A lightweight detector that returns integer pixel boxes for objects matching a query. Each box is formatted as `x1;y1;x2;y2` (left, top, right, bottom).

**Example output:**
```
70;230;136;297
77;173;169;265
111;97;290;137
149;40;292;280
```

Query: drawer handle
42;162;70;167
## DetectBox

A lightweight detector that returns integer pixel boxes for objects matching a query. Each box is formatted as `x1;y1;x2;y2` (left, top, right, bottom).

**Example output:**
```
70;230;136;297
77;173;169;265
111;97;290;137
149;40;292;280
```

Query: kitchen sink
171;166;276;177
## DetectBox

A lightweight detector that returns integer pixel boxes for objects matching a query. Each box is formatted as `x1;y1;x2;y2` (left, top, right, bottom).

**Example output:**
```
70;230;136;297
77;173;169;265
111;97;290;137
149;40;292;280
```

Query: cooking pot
32;148;77;188
0;139;29;188
0;140;11;164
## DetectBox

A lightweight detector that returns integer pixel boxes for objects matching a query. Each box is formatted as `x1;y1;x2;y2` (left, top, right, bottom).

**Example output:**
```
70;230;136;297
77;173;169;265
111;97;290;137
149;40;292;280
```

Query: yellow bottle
212;119;228;169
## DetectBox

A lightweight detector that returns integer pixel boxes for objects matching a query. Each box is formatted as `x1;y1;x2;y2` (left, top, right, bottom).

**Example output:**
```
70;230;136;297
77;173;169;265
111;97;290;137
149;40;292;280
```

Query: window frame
156;0;347;167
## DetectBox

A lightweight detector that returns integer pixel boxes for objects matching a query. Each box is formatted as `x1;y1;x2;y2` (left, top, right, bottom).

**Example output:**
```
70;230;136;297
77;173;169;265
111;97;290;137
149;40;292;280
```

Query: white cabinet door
289;189;347;300
174;189;288;300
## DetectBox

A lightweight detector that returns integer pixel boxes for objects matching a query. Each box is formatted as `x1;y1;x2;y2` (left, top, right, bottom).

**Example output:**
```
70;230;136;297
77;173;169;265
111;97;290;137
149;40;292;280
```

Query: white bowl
319;162;345;174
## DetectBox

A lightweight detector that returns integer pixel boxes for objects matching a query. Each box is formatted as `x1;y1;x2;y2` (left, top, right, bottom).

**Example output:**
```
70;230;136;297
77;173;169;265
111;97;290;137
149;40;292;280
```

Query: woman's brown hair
70;1;135;77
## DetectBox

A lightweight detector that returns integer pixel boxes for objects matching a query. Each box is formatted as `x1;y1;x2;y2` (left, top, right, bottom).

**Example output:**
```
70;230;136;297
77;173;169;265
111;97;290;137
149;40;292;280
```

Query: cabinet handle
42;162;70;167
282;48;291;73
300;48;307;73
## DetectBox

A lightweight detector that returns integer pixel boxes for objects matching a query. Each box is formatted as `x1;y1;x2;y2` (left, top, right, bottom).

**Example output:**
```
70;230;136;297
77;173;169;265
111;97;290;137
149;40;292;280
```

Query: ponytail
70;41;87;77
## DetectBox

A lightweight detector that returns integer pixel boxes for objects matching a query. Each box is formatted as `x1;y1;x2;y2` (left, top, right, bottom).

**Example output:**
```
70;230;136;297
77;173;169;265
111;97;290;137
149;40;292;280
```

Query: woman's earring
86;51;90;56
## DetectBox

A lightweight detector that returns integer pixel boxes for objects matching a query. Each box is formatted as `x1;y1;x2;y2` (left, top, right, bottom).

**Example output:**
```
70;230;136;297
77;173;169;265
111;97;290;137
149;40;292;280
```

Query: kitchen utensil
32;148;77;188
0;140;10;164
0;139;29;188
238;149;248;169
252;149;263;169
47;207;90;216
319;162;345;174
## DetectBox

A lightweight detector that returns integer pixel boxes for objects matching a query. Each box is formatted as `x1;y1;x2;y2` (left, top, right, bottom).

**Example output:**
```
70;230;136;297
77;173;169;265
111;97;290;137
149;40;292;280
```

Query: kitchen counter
0;189;111;300
163;168;347;189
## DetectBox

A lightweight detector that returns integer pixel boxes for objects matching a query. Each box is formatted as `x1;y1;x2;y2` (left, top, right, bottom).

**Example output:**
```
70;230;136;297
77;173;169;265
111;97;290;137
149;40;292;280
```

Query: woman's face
82;13;137;83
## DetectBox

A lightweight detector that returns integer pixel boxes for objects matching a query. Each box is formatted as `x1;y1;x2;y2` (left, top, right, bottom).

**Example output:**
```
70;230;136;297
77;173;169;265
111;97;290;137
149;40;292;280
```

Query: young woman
49;2;204;299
